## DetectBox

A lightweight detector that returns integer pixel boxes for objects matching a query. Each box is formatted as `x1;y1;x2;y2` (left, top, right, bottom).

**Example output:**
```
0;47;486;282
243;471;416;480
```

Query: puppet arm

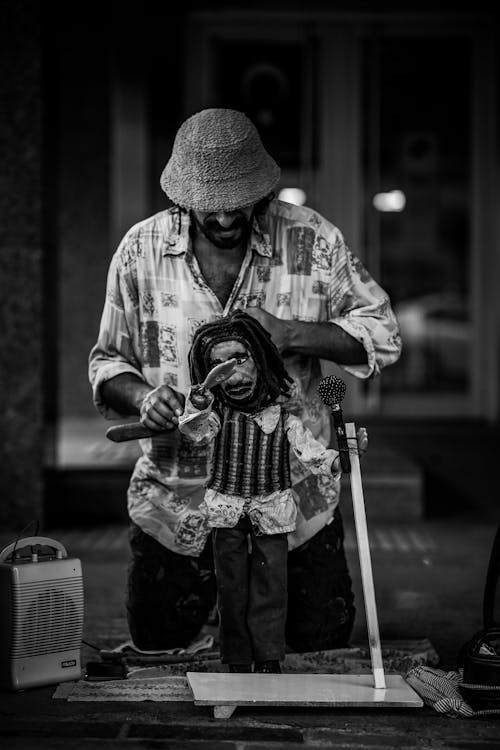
285;414;342;478
178;389;221;444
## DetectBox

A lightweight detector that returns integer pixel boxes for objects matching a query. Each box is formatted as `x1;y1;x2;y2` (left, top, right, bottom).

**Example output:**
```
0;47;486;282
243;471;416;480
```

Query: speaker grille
10;578;84;657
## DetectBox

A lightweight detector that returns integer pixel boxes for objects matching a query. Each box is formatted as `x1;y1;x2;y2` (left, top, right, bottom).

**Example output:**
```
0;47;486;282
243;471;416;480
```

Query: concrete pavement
1;519;499;748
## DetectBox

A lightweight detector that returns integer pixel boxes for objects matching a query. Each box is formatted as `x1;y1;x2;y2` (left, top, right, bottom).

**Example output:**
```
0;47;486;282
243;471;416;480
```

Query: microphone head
318;375;347;406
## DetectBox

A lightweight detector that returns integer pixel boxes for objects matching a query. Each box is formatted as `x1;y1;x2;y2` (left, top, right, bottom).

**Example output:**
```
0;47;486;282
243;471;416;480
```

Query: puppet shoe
228;663;253;673
254;660;282;673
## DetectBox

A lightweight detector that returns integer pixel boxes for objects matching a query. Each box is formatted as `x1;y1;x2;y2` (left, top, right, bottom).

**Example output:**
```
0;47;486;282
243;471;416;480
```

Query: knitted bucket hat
160;108;281;212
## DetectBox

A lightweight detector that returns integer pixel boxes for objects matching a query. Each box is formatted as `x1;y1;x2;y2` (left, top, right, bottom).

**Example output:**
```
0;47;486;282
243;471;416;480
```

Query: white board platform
188;424;425;720
187;672;423;714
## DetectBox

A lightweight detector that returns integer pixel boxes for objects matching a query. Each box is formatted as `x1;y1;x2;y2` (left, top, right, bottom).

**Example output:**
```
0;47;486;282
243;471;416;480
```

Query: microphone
318;375;351;474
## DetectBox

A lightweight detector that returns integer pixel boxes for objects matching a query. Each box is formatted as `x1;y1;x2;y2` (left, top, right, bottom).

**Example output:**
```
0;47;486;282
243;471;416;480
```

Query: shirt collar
250;211;273;258
161;209;191;256
251;403;281;434
161;208;272;258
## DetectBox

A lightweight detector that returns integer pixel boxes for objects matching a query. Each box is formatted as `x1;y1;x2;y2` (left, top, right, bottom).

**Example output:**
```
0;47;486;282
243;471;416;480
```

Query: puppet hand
190;385;212;411
244;307;292;354
140;385;185;431
356;427;368;458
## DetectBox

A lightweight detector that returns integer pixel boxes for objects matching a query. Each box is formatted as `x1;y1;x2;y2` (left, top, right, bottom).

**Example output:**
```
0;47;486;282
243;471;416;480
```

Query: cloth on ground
406;665;500;718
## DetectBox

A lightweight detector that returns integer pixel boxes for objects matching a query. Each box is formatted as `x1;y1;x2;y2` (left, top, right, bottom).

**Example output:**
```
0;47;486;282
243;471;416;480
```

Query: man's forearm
286;321;367;364
100;373;153;416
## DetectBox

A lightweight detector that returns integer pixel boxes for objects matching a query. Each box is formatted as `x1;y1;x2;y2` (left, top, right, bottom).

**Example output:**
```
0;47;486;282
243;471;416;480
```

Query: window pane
214;40;306;169
363;37;471;394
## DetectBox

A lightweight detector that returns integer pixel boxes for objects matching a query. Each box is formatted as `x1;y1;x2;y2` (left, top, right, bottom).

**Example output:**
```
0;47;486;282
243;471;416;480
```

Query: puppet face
208;339;259;405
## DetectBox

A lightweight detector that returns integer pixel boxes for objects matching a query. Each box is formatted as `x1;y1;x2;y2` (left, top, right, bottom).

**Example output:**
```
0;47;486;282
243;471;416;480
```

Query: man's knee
285;512;355;652
126;523;216;649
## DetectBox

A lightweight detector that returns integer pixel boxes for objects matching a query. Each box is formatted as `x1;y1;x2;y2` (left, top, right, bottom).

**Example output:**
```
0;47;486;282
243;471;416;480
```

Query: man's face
191;206;254;249
208;339;258;404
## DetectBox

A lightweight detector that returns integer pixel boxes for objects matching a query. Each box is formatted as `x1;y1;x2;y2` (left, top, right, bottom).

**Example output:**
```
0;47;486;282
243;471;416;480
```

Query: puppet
179;310;366;674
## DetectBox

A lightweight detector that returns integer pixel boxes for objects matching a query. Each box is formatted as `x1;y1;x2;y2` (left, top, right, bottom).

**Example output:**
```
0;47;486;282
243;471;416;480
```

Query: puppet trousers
127;507;355;652
213;513;287;665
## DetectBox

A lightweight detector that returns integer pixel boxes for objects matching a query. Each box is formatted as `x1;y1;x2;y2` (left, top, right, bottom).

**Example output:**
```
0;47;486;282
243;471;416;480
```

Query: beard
192;211;252;249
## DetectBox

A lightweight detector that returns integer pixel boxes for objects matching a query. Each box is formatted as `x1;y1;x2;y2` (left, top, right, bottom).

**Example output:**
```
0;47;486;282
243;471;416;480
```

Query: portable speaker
0;535;84;691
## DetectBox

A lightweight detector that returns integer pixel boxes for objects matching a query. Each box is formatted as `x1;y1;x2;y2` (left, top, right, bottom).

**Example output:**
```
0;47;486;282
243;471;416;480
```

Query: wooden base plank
213;705;237;719
187;672;423;714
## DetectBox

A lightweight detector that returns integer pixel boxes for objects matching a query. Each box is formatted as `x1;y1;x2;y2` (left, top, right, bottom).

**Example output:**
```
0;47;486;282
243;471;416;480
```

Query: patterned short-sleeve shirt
89;199;401;556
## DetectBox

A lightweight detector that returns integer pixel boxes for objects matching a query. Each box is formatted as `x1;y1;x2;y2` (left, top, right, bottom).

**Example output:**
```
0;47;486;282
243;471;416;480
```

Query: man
89;108;401;653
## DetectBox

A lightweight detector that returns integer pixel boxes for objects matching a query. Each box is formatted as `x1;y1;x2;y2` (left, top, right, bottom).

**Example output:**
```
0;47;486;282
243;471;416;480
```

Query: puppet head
188;310;293;412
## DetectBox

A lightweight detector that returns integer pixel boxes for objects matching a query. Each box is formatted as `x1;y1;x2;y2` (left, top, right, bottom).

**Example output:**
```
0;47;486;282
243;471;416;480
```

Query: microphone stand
330;402;351;474
319;375;385;689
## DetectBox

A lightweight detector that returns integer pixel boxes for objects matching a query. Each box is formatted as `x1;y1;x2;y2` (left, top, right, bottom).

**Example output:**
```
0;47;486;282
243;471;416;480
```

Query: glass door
186;12;497;418
359;24;496;417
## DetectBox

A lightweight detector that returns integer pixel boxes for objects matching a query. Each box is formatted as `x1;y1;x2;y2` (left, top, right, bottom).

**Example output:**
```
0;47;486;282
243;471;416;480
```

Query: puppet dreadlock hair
188;310;293;413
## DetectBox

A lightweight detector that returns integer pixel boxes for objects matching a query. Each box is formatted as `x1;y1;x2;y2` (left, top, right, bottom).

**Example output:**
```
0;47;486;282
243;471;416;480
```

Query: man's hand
139;385;185;432
245;307;292;354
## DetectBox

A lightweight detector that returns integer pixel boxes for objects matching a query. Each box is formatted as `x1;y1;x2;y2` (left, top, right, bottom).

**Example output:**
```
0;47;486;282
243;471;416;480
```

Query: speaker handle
0;536;68;563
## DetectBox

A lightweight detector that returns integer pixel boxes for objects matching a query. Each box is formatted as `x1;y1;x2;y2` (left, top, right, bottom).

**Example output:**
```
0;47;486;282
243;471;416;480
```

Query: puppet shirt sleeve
286;413;341;479
178;390;221;444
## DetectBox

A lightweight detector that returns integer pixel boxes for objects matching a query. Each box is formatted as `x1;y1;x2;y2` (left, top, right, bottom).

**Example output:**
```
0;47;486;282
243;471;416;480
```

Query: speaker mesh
10;578;84;657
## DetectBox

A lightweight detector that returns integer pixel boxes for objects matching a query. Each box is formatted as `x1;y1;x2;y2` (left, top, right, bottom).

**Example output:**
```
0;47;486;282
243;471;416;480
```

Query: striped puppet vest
207;405;292;498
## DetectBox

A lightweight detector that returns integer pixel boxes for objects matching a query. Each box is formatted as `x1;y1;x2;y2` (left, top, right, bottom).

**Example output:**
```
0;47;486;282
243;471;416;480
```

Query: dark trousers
213;514;287;664
127;508;355;652
126;522;217;650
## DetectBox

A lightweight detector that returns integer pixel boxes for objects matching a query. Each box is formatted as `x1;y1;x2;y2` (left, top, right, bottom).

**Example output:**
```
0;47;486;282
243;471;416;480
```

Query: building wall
0;3;498;528
55;10;184;420
54;17;111;420
0;1;43;526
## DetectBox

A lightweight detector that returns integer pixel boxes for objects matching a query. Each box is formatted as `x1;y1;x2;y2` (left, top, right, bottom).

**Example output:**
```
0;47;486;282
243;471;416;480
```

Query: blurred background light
372;189;406;212
278;187;307;206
